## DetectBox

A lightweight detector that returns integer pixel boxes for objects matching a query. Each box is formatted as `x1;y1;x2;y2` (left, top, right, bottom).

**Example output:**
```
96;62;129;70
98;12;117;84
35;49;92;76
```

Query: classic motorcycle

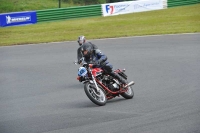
74;60;135;106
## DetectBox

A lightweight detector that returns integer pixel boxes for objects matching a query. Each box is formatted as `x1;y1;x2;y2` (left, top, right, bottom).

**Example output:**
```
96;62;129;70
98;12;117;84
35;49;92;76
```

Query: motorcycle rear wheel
84;82;107;106
120;85;134;99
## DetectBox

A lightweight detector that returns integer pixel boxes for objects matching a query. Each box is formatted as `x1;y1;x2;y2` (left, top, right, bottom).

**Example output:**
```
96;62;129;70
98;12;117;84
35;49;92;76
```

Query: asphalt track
0;34;200;133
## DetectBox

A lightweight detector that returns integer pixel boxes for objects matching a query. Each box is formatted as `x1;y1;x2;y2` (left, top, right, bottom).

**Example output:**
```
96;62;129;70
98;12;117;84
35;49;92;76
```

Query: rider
77;35;98;64
80;42;127;85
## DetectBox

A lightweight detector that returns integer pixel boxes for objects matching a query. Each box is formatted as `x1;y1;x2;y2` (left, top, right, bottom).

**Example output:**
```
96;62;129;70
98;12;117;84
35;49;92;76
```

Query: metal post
59;0;61;8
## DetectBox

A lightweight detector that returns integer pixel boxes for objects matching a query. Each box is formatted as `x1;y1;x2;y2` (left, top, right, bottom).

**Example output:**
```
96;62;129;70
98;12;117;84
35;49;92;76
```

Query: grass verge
0;4;200;46
0;0;79;13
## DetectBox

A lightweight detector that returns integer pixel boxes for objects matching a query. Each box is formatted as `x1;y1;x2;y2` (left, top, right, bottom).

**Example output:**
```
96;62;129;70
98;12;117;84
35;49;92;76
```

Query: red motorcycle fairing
92;68;103;77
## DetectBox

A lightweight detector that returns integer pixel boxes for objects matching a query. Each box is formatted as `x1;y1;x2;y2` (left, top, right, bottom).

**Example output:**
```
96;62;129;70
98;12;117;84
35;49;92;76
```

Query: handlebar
83;63;93;69
74;60;94;69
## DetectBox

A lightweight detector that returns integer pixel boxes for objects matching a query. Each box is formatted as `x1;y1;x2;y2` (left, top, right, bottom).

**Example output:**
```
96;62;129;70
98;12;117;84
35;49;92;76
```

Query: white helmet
77;35;86;46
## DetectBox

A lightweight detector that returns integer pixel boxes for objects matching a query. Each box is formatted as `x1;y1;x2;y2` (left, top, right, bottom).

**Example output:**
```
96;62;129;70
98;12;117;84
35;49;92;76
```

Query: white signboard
102;0;164;17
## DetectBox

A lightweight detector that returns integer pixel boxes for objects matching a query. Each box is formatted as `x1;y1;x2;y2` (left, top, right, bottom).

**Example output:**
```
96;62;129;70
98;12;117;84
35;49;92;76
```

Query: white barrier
102;0;164;17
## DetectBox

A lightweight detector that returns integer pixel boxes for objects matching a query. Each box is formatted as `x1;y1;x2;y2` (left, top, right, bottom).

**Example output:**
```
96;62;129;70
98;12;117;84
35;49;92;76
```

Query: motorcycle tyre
84;82;107;106
120;85;134;99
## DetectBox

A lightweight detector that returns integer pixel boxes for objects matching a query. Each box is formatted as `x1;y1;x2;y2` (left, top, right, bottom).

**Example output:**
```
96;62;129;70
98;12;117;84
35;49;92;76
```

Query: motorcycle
74;59;135;106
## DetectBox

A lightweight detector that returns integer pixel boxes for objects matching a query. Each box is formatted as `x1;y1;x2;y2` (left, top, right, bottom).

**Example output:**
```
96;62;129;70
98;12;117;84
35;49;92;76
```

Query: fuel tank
92;68;103;77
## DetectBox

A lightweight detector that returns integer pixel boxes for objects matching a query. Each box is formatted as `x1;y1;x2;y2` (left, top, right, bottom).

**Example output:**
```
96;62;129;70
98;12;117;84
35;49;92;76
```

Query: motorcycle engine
108;82;119;91
102;75;119;91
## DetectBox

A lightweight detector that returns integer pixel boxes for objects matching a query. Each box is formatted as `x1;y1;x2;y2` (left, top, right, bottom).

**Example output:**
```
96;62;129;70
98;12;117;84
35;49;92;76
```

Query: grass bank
0;0;80;13
0;4;200;46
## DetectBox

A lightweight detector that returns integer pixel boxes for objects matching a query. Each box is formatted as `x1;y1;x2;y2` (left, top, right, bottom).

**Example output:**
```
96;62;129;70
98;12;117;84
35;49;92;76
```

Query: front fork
88;68;100;93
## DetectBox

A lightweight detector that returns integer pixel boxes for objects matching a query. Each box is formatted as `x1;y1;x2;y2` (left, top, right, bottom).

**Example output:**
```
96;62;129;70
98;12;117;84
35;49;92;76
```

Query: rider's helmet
81;43;92;58
77;35;86;46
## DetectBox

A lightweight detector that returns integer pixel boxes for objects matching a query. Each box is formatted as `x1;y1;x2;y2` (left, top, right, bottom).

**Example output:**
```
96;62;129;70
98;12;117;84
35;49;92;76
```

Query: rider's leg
109;72;126;84
102;64;126;85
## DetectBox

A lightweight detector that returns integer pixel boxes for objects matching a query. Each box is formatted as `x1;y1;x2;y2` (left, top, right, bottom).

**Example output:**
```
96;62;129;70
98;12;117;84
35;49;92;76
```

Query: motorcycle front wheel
84;82;107;106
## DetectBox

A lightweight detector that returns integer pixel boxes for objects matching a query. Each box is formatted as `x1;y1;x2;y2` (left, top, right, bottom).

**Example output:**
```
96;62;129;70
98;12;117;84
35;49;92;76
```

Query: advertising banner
102;0;164;17
0;11;37;27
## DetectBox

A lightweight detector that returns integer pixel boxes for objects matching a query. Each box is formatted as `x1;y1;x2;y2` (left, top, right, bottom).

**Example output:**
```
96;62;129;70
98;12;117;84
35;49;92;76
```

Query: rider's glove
94;60;101;65
83;63;89;68
78;60;81;64
78;57;84;64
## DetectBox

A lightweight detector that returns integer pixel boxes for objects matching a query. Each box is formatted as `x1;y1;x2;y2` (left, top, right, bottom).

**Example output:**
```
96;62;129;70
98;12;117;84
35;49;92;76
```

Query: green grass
0;0;80;13
0;4;200;46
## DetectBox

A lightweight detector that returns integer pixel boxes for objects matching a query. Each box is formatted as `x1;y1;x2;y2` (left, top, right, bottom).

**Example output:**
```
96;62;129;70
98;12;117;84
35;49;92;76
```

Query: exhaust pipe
124;81;135;88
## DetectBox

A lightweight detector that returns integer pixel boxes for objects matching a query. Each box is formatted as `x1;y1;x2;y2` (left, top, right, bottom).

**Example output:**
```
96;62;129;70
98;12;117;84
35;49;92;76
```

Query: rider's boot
110;72;127;85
